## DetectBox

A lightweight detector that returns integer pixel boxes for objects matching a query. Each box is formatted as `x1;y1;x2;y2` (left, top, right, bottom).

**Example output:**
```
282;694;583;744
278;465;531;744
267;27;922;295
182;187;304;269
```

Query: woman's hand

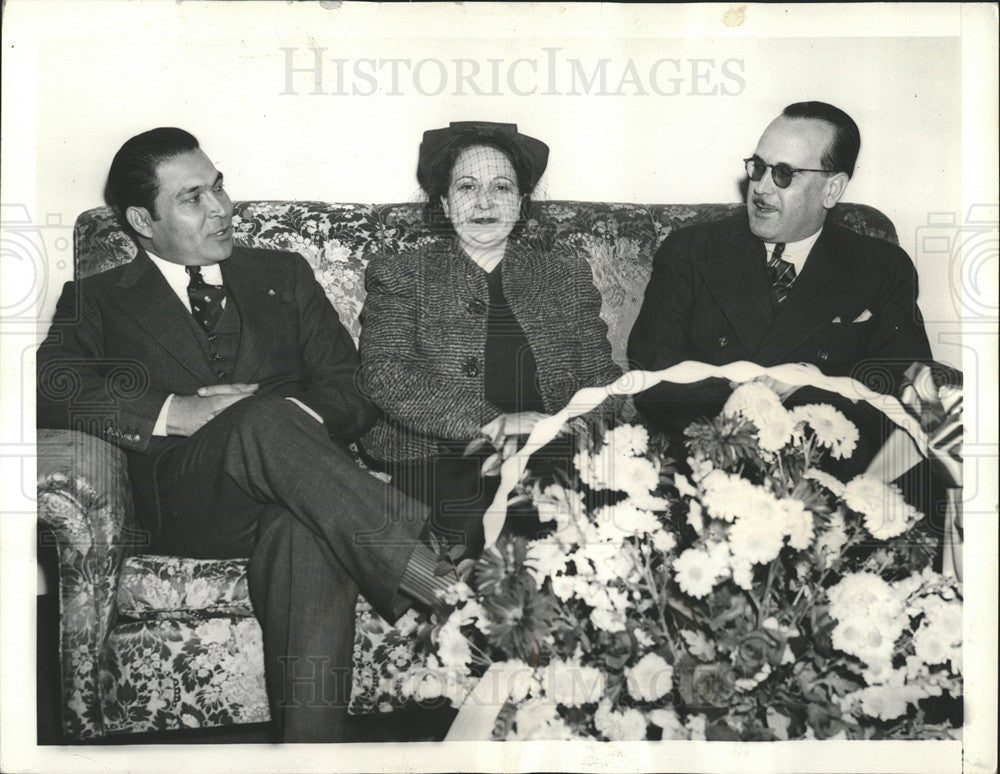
468;412;552;477
480;411;550;442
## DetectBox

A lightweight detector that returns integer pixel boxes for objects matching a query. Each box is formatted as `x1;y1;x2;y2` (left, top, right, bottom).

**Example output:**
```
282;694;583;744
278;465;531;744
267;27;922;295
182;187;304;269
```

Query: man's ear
822;172;850;210
125;206;154;239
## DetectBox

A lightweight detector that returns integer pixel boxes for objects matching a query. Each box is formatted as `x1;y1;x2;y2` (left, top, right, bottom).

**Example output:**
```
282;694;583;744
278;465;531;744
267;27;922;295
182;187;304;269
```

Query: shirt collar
764;227;823;275
146;250;223;311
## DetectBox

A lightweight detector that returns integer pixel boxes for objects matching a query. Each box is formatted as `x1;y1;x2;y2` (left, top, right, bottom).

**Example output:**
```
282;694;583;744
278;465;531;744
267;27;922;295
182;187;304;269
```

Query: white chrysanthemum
525;539;570;584
686;499;704;533
706;539;732;574
442;581;473;605
590;606;628;633
792;404;860;459
603;423;650;456
549;575;577;601
498;660;536;703
673;548;722;598
510;698;575;741
730;557;754;590
575;447;661;498
724;382;796;451
674;473;698;499
912;623;958;667
535;484;588;532
647;708;689;739
804;467;846;498
844;684;928;721
700;470;760;522
724;381;784;418
686;714;707;740
596;501;661;538
437;618;473;671
779;498;815;550
625;653;674;701
575;540;633;584
843;475;922;540
651;529;677;554
540;659;606;707
727;503;786;565
827;573;910;667
455;600;490;633
827;572;896;618
815;512;849;568
594;699;649;741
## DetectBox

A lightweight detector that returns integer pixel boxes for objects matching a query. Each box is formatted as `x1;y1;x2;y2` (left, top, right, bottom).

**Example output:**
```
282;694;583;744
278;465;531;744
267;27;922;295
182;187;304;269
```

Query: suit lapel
756;226;863;362
110;251;217;383
220;249;267;383
700;223;775;353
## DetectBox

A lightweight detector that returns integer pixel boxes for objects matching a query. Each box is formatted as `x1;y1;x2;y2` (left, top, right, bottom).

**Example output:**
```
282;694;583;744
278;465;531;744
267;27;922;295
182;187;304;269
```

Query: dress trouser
127;396;429;742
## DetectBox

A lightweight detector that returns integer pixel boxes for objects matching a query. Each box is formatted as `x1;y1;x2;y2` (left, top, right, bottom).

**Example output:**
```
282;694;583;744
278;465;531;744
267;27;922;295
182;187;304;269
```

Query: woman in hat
359;121;621;558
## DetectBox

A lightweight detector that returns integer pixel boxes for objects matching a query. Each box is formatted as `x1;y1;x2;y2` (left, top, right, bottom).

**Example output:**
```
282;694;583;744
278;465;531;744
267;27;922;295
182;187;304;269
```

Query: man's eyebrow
176;172;224;198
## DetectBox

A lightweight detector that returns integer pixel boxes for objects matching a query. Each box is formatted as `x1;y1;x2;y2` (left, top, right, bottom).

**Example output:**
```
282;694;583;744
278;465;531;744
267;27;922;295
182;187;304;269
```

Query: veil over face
441;144;522;255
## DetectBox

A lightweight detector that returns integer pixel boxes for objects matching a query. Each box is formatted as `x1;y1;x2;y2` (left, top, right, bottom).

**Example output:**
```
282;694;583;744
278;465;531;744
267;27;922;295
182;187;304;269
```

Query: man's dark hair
107;127;200;221
420;134;536;237
782;102;861;178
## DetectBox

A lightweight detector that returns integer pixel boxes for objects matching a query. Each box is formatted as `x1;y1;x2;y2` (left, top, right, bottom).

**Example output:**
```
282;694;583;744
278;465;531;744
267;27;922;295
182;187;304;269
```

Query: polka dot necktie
766;243;796;303
185;266;226;332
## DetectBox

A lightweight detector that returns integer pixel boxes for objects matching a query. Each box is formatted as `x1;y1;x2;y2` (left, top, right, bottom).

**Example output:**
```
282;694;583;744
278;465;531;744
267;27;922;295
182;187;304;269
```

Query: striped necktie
766;243;795;303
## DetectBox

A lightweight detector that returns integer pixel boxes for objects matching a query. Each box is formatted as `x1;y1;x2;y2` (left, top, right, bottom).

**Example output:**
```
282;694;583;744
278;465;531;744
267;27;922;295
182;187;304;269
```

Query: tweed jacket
359;238;623;462
628;214;932;435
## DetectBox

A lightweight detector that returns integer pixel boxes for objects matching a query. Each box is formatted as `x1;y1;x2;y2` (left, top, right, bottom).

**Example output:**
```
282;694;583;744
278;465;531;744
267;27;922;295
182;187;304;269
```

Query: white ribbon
482;360;930;549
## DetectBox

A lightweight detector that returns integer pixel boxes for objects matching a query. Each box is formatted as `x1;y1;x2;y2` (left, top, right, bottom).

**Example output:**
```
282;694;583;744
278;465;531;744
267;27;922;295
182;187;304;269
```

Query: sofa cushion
117;556;254;619
101;616;268;735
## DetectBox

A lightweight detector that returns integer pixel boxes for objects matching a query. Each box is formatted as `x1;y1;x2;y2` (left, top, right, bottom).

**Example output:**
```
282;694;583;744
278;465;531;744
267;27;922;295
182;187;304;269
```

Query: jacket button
466;298;486;315
717;336;728;347
818;349;829;361
207;334;216;343
462;357;481;377
212;353;222;360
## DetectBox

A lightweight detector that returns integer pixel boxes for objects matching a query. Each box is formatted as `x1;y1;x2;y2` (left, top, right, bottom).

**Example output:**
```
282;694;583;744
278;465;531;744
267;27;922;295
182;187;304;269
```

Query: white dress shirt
764;227;823;278
145;251;321;434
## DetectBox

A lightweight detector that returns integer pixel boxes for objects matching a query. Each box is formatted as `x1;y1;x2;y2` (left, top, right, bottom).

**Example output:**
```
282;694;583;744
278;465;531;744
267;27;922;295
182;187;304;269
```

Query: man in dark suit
36;128;447;743
628;102;932;475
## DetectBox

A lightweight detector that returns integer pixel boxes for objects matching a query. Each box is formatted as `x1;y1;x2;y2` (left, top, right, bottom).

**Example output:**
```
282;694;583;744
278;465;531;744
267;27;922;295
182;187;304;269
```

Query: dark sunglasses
744;155;832;189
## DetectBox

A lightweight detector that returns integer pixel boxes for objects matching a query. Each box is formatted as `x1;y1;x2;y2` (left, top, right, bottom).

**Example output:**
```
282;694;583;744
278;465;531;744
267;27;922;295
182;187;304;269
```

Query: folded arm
37;281;170;452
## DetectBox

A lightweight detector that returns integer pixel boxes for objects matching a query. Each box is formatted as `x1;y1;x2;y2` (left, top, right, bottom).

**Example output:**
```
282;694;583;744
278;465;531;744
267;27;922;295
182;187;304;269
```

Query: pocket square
852;308;873;323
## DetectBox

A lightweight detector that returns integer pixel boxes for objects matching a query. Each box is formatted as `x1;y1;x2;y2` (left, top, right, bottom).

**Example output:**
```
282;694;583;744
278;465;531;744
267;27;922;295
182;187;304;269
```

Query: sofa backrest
74;202;898;369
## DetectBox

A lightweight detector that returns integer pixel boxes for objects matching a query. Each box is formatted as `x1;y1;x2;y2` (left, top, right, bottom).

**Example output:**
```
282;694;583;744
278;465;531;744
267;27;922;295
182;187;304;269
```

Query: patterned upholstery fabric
43;200;897;740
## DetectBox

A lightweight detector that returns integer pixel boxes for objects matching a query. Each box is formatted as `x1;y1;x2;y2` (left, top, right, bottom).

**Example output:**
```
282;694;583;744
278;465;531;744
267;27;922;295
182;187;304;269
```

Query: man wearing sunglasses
628;101;931;475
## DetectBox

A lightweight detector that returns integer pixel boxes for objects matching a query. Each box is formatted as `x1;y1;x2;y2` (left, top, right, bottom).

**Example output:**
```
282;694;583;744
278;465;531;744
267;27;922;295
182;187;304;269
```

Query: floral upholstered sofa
37;200;898;740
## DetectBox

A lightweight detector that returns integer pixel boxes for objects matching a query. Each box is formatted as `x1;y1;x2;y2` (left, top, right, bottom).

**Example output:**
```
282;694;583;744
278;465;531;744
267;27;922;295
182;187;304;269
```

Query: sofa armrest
37;428;137;739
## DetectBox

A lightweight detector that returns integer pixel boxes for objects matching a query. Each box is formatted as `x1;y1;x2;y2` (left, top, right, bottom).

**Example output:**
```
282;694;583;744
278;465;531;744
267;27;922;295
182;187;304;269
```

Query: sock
399;543;456;608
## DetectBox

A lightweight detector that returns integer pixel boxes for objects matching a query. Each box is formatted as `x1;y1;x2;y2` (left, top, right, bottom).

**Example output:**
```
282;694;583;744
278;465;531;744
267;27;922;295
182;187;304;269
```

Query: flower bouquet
395;380;962;741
